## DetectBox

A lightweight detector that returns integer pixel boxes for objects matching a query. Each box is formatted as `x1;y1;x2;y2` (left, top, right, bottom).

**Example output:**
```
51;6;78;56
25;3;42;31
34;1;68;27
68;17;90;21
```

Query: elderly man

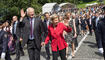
17;7;45;60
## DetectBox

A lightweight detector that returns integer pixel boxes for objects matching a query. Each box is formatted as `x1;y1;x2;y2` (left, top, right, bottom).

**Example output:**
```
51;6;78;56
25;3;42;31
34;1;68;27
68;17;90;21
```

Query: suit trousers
95;30;103;48
74;37;78;48
52;48;67;60
27;40;40;60
45;42;50;58
88;25;92;35
5;51;12;60
15;40;24;60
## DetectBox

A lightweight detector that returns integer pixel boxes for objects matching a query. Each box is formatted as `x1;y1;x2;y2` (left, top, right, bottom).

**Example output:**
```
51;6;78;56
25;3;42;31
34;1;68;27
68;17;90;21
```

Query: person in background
75;14;80;35
80;16;87;36
43;12;51;60
97;6;105;60
0;20;12;60
86;13;92;35
95;13;103;54
3;20;16;55
64;12;77;57
11;16;25;60
58;15;63;22
73;15;79;49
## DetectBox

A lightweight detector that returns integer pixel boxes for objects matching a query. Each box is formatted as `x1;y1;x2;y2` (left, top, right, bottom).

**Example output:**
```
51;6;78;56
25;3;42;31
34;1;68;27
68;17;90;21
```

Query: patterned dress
64;19;74;45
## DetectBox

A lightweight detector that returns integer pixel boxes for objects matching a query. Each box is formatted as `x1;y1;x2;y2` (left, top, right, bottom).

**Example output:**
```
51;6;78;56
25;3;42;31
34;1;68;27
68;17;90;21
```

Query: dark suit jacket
43;19;51;38
17;17;45;50
0;30;8;53
92;16;97;31
97;17;105;49
12;21;19;40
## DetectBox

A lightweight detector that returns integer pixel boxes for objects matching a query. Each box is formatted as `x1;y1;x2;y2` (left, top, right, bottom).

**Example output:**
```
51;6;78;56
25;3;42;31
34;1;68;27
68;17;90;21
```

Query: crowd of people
0;3;105;60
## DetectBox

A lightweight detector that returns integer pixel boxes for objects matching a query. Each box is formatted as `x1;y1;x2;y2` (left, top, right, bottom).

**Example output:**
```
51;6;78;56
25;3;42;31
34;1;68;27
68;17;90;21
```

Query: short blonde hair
51;14;58;21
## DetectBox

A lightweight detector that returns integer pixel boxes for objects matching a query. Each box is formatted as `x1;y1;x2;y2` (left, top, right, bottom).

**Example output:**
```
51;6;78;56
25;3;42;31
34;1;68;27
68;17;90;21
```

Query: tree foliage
0;0;96;20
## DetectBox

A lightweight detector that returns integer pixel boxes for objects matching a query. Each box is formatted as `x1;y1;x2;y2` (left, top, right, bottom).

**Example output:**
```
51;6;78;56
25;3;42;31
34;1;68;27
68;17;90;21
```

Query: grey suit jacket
16;17;45;50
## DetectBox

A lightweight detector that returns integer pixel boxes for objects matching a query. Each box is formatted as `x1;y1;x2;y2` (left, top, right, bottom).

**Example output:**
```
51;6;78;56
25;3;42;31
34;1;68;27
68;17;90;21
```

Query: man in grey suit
17;7;45;60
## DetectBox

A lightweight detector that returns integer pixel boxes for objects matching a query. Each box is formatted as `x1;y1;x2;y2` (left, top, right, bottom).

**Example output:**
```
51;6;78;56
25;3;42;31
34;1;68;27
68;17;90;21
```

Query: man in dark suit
92;13;97;32
92;13;103;54
97;6;105;59
43;12;51;60
17;7;45;60
12;16;24;60
0;21;11;60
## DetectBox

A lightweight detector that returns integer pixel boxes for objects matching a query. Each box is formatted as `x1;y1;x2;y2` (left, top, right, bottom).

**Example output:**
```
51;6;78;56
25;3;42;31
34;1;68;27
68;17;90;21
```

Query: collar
15;21;18;24
52;23;58;28
16;21;18;23
44;19;50;22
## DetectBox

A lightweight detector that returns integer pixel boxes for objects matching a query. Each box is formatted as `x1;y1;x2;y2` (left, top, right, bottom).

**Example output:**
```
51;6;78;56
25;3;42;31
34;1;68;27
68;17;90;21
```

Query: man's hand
20;38;23;42
1;52;6;59
20;9;26;18
41;42;45;46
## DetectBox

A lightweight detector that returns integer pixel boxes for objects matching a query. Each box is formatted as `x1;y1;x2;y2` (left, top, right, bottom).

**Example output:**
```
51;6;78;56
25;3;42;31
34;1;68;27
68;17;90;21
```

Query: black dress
81;19;86;31
75;18;80;35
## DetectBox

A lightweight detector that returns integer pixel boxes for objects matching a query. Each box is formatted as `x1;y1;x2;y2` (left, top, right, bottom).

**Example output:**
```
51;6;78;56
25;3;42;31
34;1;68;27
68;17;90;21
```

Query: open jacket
45;23;72;51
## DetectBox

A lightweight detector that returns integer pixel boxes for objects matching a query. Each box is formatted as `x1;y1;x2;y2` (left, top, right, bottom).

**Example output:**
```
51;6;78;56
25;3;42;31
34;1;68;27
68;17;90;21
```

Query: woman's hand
73;33;77;38
64;20;69;27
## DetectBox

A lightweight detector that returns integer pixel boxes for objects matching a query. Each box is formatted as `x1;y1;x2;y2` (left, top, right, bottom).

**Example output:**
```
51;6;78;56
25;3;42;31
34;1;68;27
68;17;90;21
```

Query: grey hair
26;7;35;15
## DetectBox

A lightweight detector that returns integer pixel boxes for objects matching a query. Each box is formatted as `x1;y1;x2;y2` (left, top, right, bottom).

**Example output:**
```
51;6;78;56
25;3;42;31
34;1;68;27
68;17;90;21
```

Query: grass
104;0;105;4
77;1;98;8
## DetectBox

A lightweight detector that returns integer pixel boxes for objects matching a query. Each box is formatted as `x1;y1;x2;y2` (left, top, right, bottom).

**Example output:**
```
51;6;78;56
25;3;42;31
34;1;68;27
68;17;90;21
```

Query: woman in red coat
41;14;72;60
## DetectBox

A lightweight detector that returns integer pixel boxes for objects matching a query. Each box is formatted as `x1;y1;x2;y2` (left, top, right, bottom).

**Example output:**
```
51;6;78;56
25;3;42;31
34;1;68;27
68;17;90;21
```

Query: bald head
26;7;35;18
12;16;18;22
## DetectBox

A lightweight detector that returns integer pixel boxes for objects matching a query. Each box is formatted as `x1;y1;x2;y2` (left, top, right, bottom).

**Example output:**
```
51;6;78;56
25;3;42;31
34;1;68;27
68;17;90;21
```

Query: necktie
13;22;15;34
30;18;33;38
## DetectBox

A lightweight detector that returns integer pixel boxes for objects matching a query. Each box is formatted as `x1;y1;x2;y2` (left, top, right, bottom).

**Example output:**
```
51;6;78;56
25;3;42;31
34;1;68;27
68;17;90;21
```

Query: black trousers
88;25;92;35
74;37;78;48
52;48;67;60
45;42;50;58
102;42;105;59
15;41;24;60
27;40;40;60
0;50;11;60
95;30;103;48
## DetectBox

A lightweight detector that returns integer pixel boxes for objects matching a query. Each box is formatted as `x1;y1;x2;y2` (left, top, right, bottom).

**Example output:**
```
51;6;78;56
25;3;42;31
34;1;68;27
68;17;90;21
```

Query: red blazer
45;23;72;51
